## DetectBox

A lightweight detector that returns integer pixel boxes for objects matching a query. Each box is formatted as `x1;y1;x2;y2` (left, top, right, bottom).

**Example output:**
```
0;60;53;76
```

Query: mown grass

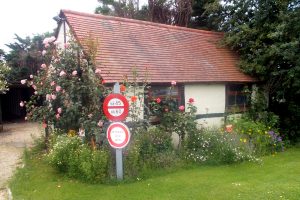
10;147;300;200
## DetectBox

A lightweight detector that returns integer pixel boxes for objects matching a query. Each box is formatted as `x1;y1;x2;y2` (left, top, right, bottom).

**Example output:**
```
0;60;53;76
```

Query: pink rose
19;101;24;107
21;79;27;85
72;70;77;76
54;41;60;45
57;107;62;114
179;105;185;111
41;63;46;69
48;36;56;43
44;43;50;48
50;81;56;86
42;50;47;56
171;81;176;86
156;98;161;103
46;94;51;101
55;114;60;119
64;43;70;48
51;94;57;100
55;86;61;92
97;120;104;127
188;98;195;103
59;70;66;77
43;38;49;45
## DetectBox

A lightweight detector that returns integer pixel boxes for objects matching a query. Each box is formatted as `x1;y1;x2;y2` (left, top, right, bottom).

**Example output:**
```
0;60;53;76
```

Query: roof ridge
61;9;223;36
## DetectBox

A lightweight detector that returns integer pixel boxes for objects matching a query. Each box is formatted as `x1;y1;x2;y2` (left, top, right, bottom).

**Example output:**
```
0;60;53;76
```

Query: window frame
225;84;251;113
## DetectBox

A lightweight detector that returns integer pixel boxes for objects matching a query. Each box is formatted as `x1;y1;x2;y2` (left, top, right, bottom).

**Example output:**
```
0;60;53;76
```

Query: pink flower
64;43;70;48
41;63;46;69
56;85;62;92
51;94;57;100
97;120;104;127
45;43;50;48
56;114;60;119
171;81;176;86
19;101;24;107
34;91;38;95
32;85;37;90
46;94;51;101
50;81;56;86
42;50;47;56
188;98;195;104
156;98;161;103
95;68;101;74
48;36;56;43
88;113;93;118
59;70;66;77
72;70;77;76
20;79;27;85
54;41;60;45
30;74;33;79
226;124;233;133
179;105;185;111
43;38;49;45
57;107;62;114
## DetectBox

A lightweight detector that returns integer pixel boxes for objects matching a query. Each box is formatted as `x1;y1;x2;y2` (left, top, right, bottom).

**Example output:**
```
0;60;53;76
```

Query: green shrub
124;127;178;178
47;135;109;183
184;127;258;164
229;117;284;155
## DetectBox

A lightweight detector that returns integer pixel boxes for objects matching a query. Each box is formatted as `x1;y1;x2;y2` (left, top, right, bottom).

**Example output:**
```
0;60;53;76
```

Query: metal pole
113;82;123;180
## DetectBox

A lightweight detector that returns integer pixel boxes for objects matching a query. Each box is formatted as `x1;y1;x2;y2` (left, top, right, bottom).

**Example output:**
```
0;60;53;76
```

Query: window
145;85;184;123
226;84;251;112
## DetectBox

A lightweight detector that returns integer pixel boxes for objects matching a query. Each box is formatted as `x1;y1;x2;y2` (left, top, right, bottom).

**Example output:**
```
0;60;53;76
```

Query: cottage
55;10;256;126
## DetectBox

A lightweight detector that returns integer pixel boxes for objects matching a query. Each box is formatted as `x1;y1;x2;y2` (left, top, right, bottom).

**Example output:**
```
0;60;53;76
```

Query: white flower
20;79;27;84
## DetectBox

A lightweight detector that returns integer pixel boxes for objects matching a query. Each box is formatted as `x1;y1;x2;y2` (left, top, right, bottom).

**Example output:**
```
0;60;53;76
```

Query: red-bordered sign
103;94;129;121
106;122;130;149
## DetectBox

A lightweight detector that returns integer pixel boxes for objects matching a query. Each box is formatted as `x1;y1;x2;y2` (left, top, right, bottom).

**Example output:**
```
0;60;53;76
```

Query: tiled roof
60;10;256;83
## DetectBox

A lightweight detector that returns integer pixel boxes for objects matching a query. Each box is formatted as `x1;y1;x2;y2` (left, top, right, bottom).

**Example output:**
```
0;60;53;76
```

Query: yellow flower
67;129;76;137
243;139;247;143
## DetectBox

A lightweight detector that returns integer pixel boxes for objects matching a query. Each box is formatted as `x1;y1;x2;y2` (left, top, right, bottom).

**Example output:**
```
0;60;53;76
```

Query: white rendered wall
184;84;226;127
124;86;145;121
56;22;71;48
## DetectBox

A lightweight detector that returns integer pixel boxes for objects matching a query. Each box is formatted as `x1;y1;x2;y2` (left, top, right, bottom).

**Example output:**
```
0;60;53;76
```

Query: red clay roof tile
60;10;256;83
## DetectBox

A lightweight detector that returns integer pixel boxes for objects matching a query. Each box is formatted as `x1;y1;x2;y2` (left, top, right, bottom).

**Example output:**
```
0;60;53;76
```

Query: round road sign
103;94;129;121
106;122;130;149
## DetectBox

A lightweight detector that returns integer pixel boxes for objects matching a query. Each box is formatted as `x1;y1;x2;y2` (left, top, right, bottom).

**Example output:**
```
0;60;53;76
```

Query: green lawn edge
10;147;300;200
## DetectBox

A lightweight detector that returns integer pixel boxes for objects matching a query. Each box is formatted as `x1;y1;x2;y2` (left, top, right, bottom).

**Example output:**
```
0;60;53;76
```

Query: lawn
10;147;300;200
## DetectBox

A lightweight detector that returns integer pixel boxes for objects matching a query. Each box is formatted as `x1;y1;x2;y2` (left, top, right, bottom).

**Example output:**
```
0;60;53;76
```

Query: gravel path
0;122;41;200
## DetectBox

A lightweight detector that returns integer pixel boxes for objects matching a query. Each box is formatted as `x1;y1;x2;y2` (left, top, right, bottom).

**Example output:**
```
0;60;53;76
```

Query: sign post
103;83;130;180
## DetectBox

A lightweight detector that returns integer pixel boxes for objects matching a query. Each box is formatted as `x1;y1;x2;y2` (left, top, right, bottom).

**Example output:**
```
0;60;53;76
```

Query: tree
0;62;10;93
95;0;219;28
218;0;300;141
95;0;149;20
189;0;222;30
5;33;51;83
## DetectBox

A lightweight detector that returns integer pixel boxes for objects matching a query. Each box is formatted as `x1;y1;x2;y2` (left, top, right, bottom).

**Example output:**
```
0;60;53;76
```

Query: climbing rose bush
24;37;107;139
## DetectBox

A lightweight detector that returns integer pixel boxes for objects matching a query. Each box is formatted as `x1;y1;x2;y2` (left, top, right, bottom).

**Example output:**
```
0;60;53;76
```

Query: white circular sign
106;122;130;149
108;98;125;116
